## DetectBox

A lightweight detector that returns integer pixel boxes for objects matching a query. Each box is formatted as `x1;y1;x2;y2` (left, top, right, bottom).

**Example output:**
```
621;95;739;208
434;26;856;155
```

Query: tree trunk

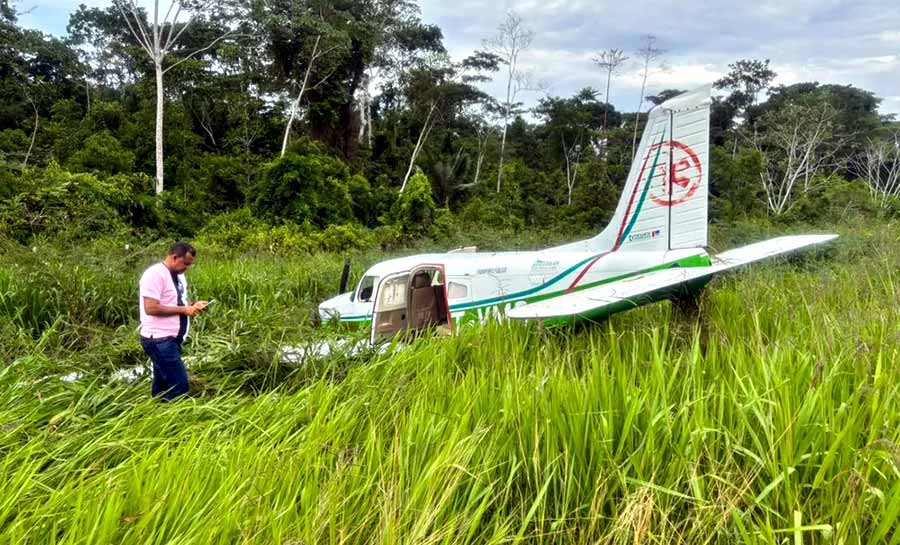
281;96;300;157
358;72;371;146
281;35;320;157
154;62;164;195
496;123;508;193
23;105;38;169
632;72;648;159
497;56;516;193
473;134;487;186
603;70;612;130
400;103;435;193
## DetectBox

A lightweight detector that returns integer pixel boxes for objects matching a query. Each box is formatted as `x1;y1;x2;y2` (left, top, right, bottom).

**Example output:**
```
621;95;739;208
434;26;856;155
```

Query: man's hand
183;301;208;317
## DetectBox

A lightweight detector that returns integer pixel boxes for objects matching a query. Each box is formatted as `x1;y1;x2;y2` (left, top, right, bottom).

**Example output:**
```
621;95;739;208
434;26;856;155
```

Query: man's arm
144;297;206;317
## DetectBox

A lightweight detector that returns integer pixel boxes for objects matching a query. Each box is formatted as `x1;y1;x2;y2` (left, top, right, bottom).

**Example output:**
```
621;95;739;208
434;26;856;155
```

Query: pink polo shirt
139;263;189;339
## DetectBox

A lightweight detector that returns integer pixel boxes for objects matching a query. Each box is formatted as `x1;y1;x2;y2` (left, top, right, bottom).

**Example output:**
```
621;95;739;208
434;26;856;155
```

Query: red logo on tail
647;141;702;207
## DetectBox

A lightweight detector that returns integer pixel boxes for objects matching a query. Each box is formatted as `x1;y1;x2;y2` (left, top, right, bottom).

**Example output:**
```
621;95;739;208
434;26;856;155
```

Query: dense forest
2;0;899;252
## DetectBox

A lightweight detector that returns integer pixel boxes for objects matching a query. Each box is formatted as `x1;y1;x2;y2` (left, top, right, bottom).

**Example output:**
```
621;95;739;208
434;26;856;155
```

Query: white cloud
880;30;900;44
420;0;900;115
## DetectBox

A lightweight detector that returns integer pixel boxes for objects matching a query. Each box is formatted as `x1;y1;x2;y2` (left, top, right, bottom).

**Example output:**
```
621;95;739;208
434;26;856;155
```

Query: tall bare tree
753;100;847;215
631;35;666;157
562;136;582;206
114;0;232;194
400;101;437;193
851;132;900;208
281;33;344;157
18;81;39;169
485;11;534;193
593;48;628;130
472;121;494;187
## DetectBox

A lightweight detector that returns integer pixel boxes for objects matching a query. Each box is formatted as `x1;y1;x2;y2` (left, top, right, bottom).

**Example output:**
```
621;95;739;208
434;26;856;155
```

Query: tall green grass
1;222;899;544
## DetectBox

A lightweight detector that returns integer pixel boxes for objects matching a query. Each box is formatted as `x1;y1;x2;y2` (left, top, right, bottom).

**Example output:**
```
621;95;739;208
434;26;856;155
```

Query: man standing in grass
138;242;208;400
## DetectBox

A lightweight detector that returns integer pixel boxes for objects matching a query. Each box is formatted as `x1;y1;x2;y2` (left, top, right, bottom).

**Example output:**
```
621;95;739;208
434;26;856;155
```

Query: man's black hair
169;242;196;258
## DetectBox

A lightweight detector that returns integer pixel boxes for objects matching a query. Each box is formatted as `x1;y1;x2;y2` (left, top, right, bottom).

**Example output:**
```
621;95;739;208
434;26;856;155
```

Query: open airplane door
370;265;453;344
370;272;410;344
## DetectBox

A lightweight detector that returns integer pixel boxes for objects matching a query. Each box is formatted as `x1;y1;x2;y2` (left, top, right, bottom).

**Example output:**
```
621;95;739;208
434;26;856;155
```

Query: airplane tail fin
550;85;711;253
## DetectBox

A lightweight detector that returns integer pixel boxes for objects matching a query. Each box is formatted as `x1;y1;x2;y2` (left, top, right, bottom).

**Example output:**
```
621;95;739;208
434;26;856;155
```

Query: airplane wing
507;234;837;321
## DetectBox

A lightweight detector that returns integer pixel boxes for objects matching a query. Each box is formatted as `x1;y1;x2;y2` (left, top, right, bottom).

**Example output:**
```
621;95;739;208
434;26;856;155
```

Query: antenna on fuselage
339;258;351;294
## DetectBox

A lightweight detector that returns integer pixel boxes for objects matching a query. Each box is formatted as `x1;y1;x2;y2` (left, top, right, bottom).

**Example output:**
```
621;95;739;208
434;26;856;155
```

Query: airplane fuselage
318;247;712;327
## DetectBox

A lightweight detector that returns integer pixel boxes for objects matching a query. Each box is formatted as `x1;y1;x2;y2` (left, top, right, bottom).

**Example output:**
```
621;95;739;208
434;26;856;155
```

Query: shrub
313;223;376;253
151;191;207;238
198;209;376;254
709;146;767;222
0;162;130;242
67;130;135;175
250;139;359;227
383;170;440;240
244;223;313;253
782;177;881;224
0;129;29;163
196;208;267;250
176;153;251;213
458;196;525;231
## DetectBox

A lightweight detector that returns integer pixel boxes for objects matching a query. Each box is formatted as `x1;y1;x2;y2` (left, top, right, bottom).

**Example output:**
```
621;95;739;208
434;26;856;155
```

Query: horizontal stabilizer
507;234;837;321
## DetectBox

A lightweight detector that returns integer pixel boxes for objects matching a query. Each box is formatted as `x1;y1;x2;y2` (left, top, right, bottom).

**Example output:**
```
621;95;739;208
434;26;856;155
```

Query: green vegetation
3;0;900;542
1;221;899;544
4;0;898;246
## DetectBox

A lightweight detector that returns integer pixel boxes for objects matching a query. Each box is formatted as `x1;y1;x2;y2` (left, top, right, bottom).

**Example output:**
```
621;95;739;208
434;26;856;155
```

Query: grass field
1;222;899;544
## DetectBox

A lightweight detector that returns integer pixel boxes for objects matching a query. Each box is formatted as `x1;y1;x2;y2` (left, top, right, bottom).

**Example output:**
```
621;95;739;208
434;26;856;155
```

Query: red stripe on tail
564;141;659;294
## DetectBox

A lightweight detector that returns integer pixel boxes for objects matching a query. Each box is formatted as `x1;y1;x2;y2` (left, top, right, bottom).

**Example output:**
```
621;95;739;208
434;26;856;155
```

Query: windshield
356;275;378;302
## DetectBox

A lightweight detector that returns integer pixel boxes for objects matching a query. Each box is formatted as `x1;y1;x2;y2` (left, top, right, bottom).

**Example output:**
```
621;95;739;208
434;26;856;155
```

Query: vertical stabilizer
548;85;711;253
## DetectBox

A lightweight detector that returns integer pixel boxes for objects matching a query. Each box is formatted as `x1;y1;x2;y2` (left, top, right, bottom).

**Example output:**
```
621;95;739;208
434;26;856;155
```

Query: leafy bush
243;223;312;253
67;130;135;175
314;223;376;253
458;196;525;231
709;146;767;222
195;208;267;249
563;159;619;231
0;162;131;242
0;128;29;162
382;170;441;240
782;177;882;224
151;190;207;238
347;173;375;225
250;139;359;227
176;153;252;213
0;162;18;201
457;159;543;231
198;209;376;254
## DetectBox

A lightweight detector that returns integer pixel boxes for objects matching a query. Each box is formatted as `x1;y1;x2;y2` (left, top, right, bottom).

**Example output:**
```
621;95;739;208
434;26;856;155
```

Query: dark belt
140;335;182;345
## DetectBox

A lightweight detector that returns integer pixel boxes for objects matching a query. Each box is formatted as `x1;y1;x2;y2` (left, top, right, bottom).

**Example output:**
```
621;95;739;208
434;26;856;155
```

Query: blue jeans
140;337;189;401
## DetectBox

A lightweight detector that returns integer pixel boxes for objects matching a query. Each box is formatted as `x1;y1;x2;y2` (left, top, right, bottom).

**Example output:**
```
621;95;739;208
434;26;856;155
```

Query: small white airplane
318;85;837;344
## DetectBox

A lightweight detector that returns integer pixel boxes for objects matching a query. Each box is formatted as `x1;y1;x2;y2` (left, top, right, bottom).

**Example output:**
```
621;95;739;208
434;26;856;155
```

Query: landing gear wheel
672;287;704;322
671;286;709;354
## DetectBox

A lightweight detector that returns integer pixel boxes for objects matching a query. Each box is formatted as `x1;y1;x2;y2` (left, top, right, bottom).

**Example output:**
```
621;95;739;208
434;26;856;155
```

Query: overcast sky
18;0;900;116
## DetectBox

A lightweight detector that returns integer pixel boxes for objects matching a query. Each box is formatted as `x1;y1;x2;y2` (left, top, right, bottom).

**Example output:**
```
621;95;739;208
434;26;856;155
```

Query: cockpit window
357;275;378;302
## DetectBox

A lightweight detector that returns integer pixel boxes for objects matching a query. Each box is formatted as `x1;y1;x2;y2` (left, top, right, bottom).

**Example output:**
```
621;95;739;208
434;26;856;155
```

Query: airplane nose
318;306;340;323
